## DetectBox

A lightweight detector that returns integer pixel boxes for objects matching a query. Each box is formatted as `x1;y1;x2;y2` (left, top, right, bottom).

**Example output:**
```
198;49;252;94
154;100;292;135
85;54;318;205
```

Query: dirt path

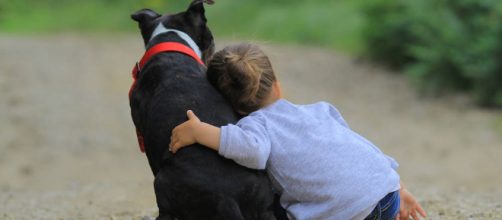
0;34;501;219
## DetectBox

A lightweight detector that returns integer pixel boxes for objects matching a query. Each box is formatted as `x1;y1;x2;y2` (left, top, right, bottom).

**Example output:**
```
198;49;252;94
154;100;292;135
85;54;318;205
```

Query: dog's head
131;0;214;63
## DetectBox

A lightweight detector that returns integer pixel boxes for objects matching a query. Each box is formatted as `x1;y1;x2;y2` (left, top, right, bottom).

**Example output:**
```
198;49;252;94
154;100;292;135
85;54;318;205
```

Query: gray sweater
219;99;400;220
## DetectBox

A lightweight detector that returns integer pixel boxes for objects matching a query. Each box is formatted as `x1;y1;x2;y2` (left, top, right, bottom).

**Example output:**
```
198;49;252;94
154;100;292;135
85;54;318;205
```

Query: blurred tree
363;0;502;107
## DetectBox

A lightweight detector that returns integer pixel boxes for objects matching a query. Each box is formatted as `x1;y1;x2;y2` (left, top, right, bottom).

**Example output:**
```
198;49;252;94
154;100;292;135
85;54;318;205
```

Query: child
169;43;426;220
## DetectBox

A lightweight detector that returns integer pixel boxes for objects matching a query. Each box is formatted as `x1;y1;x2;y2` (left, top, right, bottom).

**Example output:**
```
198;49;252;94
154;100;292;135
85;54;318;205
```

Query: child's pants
364;190;400;220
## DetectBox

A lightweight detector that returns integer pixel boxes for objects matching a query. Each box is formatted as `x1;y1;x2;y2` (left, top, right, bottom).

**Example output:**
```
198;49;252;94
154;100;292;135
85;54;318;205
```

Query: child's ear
273;81;283;99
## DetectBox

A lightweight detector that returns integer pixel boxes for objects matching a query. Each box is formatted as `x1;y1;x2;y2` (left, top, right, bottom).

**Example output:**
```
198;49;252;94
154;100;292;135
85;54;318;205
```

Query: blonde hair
207;43;277;115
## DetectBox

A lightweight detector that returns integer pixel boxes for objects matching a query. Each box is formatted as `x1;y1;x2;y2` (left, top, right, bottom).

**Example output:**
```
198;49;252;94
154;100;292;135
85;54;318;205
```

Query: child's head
207;43;280;115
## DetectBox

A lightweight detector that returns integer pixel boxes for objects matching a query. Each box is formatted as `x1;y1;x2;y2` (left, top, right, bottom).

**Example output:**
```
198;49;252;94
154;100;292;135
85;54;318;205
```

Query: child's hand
396;188;427;220
169;110;201;153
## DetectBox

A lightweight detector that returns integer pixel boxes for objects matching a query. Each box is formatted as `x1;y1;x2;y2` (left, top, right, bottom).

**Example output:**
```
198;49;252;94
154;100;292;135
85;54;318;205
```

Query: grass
0;0;366;54
207;0;366;54
0;1;140;32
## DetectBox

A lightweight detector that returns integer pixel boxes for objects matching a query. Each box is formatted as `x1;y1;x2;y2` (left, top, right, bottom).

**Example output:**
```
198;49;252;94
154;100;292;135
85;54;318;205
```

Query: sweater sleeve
325;102;350;129
385;155;399;170
218;114;271;170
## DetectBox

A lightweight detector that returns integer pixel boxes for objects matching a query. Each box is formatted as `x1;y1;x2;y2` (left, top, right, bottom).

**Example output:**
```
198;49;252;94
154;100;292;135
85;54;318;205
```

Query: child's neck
261;97;281;108
260;81;282;108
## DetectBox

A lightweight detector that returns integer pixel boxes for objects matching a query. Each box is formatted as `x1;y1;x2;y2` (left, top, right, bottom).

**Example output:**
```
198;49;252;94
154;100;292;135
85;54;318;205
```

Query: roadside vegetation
1;0;500;107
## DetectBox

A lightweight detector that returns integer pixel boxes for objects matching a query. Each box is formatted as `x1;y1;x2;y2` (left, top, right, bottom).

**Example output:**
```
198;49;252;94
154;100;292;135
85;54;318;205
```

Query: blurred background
0;0;501;219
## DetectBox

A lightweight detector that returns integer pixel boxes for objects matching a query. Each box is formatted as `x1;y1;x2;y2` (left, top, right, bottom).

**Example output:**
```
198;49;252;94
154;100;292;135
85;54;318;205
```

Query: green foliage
0;0;366;54
0;0;186;32
362;0;417;69
206;0;366;54
363;0;502;107
3;0;501;106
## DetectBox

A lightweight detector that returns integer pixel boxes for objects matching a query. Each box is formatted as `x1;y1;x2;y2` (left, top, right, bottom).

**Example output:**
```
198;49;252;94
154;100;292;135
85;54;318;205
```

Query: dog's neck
148;23;202;59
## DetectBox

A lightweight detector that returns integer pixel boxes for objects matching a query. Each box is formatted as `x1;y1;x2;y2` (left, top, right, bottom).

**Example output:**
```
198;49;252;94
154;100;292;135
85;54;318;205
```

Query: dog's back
130;2;276;219
133;48;274;220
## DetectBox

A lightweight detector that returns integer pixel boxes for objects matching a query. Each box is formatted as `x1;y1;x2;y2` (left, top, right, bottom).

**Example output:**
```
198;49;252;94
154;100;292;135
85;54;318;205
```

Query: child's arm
169;110;220;153
169;110;271;169
397;181;427;220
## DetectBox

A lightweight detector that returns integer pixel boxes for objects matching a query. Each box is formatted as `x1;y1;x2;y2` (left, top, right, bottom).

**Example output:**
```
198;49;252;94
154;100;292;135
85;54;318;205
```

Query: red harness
129;42;204;153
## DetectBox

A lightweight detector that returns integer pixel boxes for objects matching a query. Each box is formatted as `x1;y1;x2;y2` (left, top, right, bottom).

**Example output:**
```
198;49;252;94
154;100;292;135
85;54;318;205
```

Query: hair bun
206;43;276;115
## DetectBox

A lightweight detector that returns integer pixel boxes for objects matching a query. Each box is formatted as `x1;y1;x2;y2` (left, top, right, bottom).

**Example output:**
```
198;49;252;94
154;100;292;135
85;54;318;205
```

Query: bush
363;0;418;69
363;0;502;107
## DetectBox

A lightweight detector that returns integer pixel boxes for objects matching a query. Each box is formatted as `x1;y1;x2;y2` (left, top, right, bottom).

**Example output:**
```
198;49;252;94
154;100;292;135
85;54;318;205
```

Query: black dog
129;1;277;219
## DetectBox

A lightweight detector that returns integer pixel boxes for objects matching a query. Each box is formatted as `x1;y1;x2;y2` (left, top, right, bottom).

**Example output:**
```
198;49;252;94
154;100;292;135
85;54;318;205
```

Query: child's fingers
410;209;419;220
171;128;179;140
417;205;427;217
187;110;199;121
170;133;177;143
187;110;195;119
169;135;178;151
399;209;409;220
171;142;179;153
169;142;174;152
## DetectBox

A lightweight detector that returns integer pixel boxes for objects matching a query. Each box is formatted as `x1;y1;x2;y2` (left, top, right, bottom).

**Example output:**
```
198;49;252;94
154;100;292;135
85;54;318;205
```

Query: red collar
129;42;204;153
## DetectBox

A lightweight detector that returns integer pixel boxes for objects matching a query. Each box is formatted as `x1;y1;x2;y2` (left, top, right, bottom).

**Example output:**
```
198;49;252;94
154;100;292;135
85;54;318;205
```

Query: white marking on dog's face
149;23;202;59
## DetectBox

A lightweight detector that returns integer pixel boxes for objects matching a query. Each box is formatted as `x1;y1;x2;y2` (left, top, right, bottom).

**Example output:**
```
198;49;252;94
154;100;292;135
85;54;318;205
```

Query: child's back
219;99;400;219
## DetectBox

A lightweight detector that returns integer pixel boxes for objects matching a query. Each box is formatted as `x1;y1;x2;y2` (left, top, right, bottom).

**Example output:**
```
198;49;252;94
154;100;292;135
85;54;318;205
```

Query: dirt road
1;34;501;219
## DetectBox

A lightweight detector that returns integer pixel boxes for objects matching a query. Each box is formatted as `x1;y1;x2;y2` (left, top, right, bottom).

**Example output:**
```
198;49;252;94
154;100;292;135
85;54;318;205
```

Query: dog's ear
203;0;215;5
186;0;214;60
200;32;214;63
131;9;161;23
186;0;207;27
188;0;205;13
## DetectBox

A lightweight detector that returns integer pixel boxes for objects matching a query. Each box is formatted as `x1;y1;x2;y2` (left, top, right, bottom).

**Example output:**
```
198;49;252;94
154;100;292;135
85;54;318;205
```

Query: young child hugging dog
169;43;427;220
